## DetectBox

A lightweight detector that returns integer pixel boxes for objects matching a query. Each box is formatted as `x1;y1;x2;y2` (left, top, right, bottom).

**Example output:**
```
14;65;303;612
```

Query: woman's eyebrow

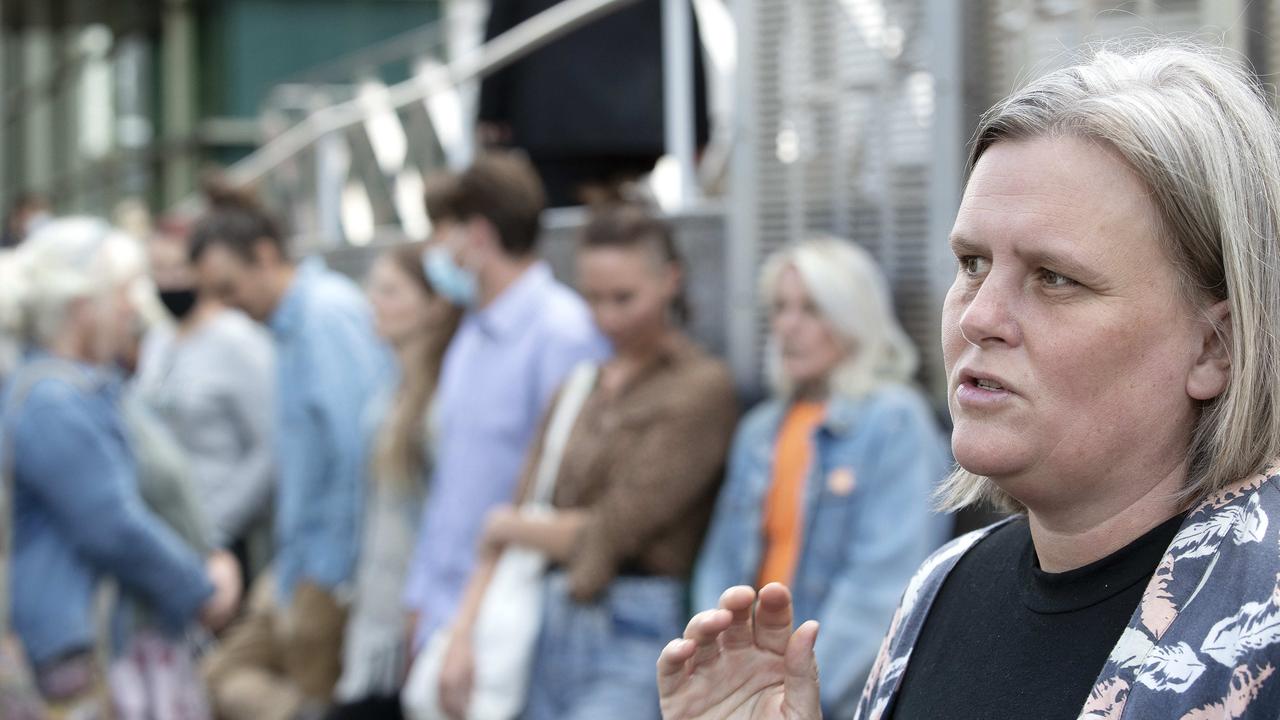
948;234;985;256
949;233;1103;283
1016;246;1096;280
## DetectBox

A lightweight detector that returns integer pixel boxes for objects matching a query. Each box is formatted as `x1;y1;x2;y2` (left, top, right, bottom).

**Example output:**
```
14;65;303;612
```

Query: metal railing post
663;0;699;208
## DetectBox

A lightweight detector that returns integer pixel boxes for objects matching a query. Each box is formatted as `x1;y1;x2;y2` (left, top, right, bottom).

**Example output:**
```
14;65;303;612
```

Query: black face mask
160;289;198;320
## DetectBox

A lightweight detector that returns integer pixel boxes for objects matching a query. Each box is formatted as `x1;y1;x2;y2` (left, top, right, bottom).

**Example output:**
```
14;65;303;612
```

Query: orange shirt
757;401;826;588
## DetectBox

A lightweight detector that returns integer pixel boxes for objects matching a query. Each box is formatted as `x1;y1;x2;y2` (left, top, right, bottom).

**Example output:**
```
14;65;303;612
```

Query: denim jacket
693;384;952;719
3;353;212;666
855;464;1280;720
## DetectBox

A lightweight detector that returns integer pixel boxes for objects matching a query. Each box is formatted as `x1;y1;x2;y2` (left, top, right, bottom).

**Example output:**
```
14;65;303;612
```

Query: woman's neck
46;331;94;365
394;334;431;372
177;298;223;335
791;379;831;403
601;326;676;394
1024;460;1186;573
613;326;676;367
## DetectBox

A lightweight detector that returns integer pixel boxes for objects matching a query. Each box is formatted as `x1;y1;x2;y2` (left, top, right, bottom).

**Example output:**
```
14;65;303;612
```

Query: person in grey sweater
135;227;276;581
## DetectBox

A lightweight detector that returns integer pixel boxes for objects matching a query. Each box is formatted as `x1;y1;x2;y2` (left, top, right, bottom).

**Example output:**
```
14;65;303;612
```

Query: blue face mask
423;245;478;307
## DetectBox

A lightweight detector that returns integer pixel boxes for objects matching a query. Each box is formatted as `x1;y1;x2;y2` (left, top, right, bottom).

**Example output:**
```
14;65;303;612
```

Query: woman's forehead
953;137;1161;260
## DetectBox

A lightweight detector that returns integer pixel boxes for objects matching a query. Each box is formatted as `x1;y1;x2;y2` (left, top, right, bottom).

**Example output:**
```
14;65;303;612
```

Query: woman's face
69;277;136;365
942;135;1227;510
577;244;677;352
771;265;848;391
367;255;434;347
149;236;194;292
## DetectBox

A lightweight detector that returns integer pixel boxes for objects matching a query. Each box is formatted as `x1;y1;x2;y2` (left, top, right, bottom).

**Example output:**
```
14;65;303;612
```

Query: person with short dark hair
403;152;610;655
193;183;390;720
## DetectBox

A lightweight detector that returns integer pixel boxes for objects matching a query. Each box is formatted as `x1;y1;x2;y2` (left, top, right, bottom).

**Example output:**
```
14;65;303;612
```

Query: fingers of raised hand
657;636;697;702
656;606;733;694
782;620;822;718
718;585;757;651
753;583;796;655
686;608;733;666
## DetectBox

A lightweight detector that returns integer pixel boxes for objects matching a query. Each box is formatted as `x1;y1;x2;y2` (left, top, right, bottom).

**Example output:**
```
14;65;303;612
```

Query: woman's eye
958;255;990;276
1040;269;1078;288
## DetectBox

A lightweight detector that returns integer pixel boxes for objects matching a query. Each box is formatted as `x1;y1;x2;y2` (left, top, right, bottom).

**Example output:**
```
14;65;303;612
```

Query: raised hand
658;584;822;720
199;550;243;632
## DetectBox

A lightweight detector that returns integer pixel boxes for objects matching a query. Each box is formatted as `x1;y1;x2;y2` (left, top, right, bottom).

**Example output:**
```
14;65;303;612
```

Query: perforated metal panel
983;0;1232;107
729;0;949;400
730;0;1255;403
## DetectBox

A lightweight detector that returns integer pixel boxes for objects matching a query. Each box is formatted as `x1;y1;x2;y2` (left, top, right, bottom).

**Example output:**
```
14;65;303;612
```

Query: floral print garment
854;464;1280;720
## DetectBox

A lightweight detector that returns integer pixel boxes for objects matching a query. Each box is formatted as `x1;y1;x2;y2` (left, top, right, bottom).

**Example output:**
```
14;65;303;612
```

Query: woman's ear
1187;299;1231;401
664;262;684;300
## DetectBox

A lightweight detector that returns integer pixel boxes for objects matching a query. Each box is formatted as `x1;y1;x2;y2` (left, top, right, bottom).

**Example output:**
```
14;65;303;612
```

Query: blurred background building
1;0;1275;401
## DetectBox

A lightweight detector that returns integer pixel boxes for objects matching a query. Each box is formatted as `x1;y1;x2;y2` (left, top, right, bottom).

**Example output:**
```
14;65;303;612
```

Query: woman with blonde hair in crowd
661;42;1280;719
326;238;461;720
693;238;950;719
436;204;738;720
1;218;239;718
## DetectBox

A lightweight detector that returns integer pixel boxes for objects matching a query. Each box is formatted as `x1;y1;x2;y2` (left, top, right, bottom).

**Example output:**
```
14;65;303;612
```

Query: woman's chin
951;434;1031;479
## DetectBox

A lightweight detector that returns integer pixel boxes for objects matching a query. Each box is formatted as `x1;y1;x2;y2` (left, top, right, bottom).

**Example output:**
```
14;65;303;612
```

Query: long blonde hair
371;242;460;489
760;237;918;399
937;42;1280;512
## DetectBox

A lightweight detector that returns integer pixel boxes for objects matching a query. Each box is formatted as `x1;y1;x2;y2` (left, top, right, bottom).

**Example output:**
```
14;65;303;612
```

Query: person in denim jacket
692;238;951;718
2;219;240;717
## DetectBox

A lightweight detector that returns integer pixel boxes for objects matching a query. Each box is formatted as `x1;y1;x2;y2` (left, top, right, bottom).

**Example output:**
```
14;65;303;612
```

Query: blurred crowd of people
0;149;952;720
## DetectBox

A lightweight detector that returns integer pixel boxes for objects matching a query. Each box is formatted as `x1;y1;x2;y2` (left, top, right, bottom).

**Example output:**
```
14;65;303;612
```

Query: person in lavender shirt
404;151;610;652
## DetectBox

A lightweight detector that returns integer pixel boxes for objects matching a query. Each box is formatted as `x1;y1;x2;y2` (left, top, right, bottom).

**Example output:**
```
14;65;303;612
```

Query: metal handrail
222;0;642;189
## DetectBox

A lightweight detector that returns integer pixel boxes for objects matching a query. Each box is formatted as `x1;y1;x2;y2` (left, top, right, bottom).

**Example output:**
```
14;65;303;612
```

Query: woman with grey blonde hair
659;42;1280;720
1;218;239;717
692;238;950;719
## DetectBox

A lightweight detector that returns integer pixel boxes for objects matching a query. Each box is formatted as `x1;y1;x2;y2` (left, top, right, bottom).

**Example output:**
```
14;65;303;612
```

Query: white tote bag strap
525;362;597;508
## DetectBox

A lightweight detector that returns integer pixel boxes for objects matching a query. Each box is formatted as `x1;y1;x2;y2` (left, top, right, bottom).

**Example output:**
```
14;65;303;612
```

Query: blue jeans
520;572;686;720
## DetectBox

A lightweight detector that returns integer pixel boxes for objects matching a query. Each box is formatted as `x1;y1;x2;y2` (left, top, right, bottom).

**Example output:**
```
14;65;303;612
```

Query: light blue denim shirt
3;352;213;666
268;258;391;603
693;384;952;719
403;261;610;650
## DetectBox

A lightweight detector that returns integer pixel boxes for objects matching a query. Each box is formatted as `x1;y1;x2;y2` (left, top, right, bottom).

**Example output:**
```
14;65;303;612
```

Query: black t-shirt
887;512;1185;720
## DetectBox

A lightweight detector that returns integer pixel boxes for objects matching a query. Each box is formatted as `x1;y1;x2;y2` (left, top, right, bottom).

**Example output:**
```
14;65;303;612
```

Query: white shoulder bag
403;361;598;720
